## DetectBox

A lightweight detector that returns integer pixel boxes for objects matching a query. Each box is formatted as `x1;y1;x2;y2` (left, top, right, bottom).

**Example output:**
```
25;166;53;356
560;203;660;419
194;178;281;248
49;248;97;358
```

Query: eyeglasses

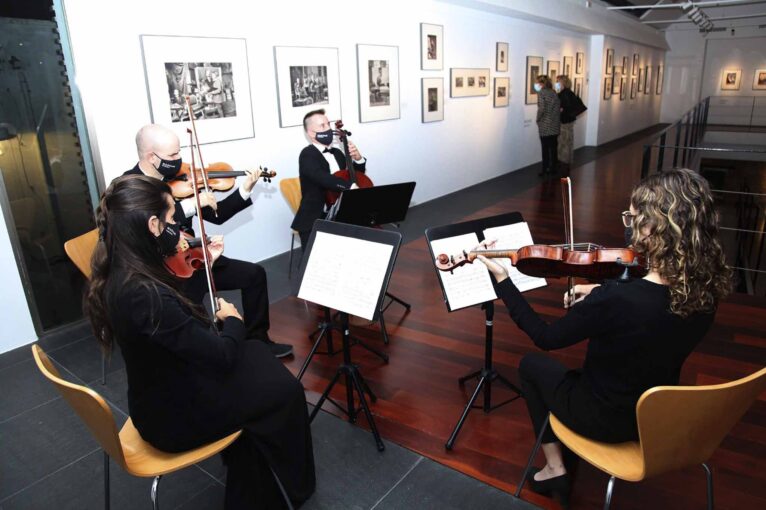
621;210;636;228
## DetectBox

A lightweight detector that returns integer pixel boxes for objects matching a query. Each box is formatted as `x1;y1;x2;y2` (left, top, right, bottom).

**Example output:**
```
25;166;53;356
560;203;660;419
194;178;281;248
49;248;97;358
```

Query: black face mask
157;222;182;256
153;153;182;179
624;226;633;247
315;129;334;146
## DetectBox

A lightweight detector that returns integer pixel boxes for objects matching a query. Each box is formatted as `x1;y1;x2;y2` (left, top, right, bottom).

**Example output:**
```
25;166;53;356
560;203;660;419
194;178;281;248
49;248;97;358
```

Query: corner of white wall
585;35;604;146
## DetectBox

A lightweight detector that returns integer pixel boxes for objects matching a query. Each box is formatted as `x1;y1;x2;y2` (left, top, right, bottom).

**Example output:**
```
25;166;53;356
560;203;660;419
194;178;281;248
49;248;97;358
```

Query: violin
168;161;276;199
325;119;374;206
164;231;211;278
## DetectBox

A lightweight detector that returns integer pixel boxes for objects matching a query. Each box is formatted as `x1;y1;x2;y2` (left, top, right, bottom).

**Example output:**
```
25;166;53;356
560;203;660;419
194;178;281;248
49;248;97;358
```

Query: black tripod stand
309;311;385;451
445;301;522;450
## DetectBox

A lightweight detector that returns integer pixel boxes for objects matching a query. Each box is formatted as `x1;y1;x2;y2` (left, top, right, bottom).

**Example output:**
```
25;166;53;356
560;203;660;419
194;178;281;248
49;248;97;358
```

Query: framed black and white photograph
574;77;583;98
547;60;560;81
356;44;399;123
563;56;573;77
721;69;741;90
630;77;637;99
621;56;628;75
526;56;544;104
576;52;584;75
274;46;340;128
450;68;490;98
421;77;444;123
632;53;640;76
612;66;620;94
421;23;443;70
605;48;614;75
140;35;254;145
619;76;627;100
753;68;766;90
643;65;651;94
494;77;510;107
656;65;664;94
604;77;612;100
637;67;644;92
496;42;509;72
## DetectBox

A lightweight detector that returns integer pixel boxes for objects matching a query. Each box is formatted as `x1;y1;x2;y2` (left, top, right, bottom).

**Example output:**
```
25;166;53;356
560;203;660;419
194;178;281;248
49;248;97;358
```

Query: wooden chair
32;344;241;510
516;367;766;509
279;177;303;278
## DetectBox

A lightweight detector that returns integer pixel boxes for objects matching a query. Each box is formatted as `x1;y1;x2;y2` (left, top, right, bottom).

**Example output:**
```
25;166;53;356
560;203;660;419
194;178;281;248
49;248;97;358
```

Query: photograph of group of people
164;62;237;122
290;65;329;107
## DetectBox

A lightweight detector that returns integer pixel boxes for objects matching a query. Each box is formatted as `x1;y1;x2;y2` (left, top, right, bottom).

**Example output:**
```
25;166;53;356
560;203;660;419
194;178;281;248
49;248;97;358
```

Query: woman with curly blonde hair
479;168;732;506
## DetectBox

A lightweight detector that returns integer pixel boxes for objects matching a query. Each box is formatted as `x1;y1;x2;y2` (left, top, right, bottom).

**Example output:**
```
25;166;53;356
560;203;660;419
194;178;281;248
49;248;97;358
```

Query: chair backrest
31;344;128;469
280;177;302;215
637;366;766;479
64;229;99;279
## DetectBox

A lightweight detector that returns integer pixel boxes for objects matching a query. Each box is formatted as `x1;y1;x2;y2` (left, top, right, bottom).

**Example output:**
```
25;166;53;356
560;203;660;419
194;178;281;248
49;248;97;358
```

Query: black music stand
298;220;402;451
425;212;529;450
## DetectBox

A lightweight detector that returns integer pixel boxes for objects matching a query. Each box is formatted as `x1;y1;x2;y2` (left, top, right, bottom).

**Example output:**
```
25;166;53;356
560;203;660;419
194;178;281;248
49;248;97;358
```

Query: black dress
110;277;315;508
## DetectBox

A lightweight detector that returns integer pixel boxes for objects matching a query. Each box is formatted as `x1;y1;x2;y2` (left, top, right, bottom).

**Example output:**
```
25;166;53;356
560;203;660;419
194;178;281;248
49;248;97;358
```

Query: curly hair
628;168;733;317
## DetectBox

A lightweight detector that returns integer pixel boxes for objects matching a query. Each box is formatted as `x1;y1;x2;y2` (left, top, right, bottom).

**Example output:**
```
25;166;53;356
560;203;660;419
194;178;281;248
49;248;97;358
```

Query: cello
325;120;373;206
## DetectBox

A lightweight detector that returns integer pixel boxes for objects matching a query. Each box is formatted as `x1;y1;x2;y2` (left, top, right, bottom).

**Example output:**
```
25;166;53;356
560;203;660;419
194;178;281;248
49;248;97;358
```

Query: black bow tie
322;148;332;153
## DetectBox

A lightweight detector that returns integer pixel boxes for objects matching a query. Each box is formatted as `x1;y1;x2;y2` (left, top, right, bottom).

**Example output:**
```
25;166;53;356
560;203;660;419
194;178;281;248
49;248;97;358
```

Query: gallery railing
707;96;766;129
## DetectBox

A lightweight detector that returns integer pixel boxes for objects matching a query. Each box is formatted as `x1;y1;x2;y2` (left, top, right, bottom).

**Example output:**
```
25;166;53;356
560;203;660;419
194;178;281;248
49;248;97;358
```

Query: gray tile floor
1;128;665;509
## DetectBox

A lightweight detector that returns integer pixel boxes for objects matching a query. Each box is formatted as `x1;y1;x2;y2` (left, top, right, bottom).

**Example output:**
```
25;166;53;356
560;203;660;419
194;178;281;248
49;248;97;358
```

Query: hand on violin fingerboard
240;170;260;194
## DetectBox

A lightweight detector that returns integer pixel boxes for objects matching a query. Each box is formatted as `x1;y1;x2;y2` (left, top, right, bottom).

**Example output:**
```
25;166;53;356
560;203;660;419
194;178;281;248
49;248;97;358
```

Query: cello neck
340;131;357;185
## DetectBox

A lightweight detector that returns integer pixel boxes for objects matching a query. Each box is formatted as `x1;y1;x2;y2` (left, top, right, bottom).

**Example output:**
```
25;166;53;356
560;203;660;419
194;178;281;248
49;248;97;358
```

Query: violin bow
561;177;575;304
184;96;217;218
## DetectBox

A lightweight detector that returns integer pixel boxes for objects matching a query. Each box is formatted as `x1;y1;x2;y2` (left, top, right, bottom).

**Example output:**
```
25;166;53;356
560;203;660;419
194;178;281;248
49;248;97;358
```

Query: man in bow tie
291;109;367;251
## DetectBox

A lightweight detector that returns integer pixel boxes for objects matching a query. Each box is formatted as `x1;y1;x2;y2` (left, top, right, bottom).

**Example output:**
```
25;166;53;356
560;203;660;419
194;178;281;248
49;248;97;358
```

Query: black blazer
290;145;366;232
124;164;252;231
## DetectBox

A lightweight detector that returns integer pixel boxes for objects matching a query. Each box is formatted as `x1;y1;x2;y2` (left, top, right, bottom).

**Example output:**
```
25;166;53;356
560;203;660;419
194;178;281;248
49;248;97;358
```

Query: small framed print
622;56;629;75
575;52;584;75
604;77;612;100
619;76;626;100
644;65;651;94
637;67;644;92
574;77;583;97
494;77;510;107
450;68;490;97
496;42;509;72
421;23;443;70
630;77;637;99
547;60;560;80
632;53;640;76
563;56;573;77
612;67;620;94
721;69;741;90
605;48;614;75
656;65;664;94
421;77;444;123
526;55;544;104
356;44;400;123
754;69;766;90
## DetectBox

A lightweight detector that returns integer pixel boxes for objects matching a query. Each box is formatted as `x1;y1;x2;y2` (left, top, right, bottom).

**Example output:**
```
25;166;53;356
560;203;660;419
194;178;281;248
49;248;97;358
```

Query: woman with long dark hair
478;168;732;506
85;174;315;509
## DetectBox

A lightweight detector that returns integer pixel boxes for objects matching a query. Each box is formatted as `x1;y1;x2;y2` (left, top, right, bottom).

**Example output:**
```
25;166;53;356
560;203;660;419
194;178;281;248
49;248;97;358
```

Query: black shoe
264;338;294;358
527;467;571;508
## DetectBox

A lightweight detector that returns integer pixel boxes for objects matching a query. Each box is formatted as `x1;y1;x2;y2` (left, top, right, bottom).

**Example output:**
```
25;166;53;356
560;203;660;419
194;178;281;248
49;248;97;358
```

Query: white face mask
554;82;562;92
533;83;542;92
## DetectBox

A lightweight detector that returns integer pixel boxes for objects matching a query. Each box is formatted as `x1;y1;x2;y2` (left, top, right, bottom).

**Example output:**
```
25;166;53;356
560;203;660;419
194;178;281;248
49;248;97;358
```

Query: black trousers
519;352;639;444
185;255;270;340
540;135;559;174
299;230;311;253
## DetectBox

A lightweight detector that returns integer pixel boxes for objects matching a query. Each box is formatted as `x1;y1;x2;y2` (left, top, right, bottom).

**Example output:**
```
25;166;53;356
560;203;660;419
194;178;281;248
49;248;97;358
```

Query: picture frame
605;48;614;75
574;77;583;98
421;77;444;123
494;77;510;107
421;23;443;70
619;76;626;100
575;52;584;75
622;56;629;75
496;42;509;72
643;65;651;94
632;53;640;76
754;68;766;90
526;55;544;104
604;77;612;100
547;60;560;80
450;68;490;98
637;67;644;92
630;77;637;99
274;45;341;128
356;44;400;123
612;66;620;94
655;65;664;95
139;35;254;145
563;56;573;77
720;69;741;90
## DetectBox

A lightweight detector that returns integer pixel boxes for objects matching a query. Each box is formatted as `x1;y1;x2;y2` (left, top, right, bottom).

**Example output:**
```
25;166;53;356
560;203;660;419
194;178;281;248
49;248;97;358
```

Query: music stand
426;212;538;450
297;220;402;451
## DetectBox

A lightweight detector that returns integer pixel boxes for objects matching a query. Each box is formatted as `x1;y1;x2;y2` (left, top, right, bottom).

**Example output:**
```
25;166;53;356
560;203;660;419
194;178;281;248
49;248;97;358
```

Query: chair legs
151;475;162;510
702;463;714;510
515;414;550;497
604;476;616;510
103;451;110;510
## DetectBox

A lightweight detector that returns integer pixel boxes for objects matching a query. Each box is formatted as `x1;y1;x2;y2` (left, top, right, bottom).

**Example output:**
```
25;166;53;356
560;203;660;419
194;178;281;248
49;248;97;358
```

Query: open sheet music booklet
298;231;393;321
430;222;547;311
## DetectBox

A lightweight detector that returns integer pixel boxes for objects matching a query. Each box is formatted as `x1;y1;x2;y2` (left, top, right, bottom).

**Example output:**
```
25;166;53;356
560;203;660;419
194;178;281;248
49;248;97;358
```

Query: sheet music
483;223;547;293
298;232;393;320
430;233;498;311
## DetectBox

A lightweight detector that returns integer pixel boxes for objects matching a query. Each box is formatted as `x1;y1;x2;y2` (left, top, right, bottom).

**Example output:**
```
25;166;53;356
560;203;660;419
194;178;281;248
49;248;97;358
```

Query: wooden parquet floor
273;136;766;509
